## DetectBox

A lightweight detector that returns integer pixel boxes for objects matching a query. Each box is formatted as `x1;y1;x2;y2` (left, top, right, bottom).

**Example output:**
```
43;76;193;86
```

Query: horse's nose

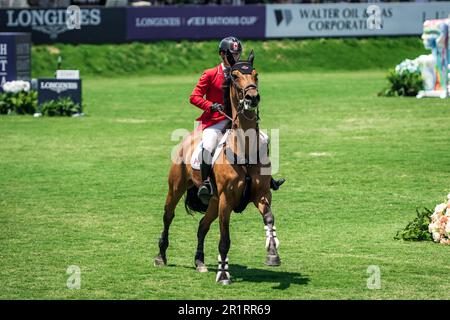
245;92;260;106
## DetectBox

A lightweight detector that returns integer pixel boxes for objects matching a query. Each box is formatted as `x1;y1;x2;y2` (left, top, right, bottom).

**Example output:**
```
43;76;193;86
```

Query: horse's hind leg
254;192;281;266
195;197;218;272
154;164;186;267
216;194;233;285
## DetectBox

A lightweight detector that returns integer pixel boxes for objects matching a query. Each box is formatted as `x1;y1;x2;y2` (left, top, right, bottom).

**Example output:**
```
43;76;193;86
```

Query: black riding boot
197;148;213;205
270;177;285;191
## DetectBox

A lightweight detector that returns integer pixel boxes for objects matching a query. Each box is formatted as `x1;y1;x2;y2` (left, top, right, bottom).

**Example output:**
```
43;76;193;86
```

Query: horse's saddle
190;129;270;170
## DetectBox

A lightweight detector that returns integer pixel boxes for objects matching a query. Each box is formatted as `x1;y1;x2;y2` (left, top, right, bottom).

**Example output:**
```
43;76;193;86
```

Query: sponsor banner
0;32;31;89
71;0;106;5
127;6;265;41
0;34;15;88
38;78;82;109
266;3;450;38
0;8;126;44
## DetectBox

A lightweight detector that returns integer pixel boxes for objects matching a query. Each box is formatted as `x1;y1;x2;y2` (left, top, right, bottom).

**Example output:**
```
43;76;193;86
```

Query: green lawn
0;71;449;299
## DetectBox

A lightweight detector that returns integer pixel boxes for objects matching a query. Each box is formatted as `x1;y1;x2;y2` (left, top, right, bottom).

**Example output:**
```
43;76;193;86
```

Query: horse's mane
222;75;232;117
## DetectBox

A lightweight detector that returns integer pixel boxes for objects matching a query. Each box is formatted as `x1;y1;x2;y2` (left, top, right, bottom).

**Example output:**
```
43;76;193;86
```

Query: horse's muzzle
244;93;260;110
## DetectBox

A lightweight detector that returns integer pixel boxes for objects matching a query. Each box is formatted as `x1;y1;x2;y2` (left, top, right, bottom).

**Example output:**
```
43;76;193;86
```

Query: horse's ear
248;49;255;65
226;49;236;67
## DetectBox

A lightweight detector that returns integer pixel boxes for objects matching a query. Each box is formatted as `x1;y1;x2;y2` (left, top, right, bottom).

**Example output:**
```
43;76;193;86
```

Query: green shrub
394;208;433;241
40;97;81;117
0;90;37;115
379;69;424;97
32;37;428;77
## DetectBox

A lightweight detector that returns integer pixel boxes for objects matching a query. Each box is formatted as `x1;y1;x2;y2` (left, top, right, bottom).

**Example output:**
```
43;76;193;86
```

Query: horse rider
189;36;285;204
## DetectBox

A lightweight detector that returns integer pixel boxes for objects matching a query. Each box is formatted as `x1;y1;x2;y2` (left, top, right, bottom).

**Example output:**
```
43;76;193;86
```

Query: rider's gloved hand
210;103;224;113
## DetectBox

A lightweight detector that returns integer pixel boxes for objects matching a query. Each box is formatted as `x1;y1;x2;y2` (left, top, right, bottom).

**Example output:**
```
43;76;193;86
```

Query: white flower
395;58;420;75
434;203;446;214
432;231;441;242
432;213;441;224
2;80;30;94
22;81;30;92
429;222;437;233
447;193;450;200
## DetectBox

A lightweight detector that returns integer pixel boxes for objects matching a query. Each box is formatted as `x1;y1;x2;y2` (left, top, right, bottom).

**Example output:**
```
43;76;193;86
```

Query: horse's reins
218;110;233;122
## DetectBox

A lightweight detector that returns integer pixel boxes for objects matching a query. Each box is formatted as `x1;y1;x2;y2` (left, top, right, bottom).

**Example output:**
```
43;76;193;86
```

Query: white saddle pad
191;130;231;170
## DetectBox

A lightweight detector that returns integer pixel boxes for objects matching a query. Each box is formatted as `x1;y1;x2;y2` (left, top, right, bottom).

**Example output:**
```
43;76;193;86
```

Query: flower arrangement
0;81;37;115
395;194;450;245
379;58;424;97
428;194;450;245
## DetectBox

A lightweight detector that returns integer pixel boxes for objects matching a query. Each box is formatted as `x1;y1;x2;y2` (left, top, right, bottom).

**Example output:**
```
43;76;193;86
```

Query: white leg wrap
217;254;229;263
216;271;231;283
216;255;230;282
264;225;280;249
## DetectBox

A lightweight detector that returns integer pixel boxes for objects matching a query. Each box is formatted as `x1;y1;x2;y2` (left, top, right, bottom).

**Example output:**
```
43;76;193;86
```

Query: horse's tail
183;189;196;216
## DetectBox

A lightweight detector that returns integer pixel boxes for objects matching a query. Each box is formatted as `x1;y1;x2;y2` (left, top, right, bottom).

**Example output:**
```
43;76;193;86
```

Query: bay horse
154;49;281;285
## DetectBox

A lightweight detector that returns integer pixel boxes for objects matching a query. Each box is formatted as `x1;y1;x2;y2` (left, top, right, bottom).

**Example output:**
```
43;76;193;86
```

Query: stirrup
198;181;213;205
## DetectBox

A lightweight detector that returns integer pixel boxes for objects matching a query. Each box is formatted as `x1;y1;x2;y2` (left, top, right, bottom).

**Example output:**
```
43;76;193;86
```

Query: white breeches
202;119;230;153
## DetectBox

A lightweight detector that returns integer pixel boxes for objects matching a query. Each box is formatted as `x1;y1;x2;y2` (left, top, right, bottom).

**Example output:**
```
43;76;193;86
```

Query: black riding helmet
219;36;242;57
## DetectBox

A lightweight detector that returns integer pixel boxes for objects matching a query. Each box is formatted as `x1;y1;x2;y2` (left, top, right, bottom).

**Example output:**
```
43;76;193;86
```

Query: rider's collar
221;62;229;73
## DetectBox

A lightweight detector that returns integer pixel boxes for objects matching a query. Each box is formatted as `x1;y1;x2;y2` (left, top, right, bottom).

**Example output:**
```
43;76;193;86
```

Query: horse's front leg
254;193;281;266
216;194;232;285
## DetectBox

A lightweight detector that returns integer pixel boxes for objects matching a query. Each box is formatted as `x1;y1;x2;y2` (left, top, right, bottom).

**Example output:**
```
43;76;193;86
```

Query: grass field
1;70;449;299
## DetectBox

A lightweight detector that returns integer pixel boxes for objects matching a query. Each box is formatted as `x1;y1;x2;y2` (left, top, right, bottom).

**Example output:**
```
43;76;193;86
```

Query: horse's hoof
154;255;167;267
195;260;208;273
218;279;232;285
265;255;281;267
216;271;231;285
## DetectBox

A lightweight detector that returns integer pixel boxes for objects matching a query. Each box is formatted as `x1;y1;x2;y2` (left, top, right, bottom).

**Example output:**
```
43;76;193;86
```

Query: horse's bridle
229;62;260;123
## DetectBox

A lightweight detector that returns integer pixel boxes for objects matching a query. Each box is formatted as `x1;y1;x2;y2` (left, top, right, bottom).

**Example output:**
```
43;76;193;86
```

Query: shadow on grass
167;263;309;290
229;264;310;290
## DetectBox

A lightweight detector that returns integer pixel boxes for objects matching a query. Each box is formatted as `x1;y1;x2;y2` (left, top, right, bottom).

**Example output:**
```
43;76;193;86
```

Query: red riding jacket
189;64;227;129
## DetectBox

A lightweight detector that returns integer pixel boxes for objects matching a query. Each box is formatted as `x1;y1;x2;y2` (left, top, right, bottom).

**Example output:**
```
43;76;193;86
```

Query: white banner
266;2;450;38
